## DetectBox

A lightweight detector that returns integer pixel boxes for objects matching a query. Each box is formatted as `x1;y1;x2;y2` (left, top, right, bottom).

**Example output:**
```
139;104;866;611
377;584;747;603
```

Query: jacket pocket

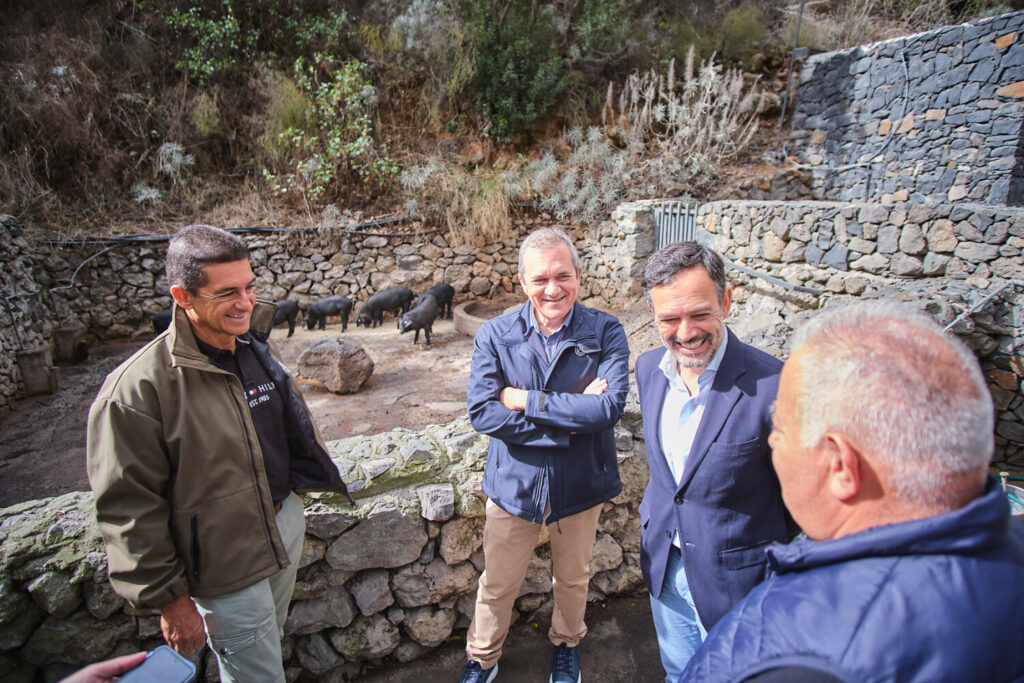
172;487;274;594
720;541;771;570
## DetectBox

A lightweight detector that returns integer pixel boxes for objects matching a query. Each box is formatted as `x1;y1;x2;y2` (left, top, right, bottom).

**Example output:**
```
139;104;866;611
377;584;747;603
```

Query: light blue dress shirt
658;329;729;548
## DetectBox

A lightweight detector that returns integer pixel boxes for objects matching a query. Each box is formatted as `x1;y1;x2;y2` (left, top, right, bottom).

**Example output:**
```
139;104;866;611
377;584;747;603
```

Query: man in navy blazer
634;241;793;681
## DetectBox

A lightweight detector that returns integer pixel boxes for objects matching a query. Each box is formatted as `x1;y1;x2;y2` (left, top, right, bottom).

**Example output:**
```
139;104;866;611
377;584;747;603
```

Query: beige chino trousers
466;499;603;669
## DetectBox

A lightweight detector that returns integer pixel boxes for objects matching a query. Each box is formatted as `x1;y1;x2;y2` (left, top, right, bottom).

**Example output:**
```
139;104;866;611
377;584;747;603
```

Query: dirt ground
0;299;657;509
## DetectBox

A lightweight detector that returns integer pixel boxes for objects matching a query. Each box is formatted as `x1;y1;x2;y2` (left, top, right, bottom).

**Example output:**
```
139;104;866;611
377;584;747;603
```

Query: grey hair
790;301;992;508
518;228;580;277
166;224;249;294
641;241;727;303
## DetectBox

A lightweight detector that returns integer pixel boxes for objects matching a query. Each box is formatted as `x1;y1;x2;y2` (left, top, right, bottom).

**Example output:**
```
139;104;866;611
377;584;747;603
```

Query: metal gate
653;201;701;250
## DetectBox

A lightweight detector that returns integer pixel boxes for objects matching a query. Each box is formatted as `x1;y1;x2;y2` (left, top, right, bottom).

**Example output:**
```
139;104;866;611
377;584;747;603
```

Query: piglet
398;293;440;347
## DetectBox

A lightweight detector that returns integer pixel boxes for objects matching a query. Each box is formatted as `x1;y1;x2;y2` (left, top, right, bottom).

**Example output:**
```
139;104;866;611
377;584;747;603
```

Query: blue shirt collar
526;301;574;338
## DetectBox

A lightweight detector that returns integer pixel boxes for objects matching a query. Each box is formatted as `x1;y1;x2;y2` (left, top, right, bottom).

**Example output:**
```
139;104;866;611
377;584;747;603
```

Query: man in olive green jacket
88;225;348;683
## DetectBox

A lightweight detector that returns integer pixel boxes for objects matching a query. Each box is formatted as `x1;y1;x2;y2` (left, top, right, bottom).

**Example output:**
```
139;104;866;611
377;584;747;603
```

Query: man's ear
170;285;193;310
823;432;862;502
721;286;733;319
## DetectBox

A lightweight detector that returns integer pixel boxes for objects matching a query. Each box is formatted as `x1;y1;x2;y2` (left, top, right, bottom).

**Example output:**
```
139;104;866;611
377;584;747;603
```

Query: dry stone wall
788;10;1024;205
693;198;1024;471
0;410;648;682
0;212;652;418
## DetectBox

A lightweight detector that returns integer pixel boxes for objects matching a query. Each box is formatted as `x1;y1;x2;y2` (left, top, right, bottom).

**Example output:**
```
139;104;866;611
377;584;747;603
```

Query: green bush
164;2;256;85
263;56;396;203
190;92;222;137
259;69;309;163
470;2;566;142
717;4;765;67
163;1;351;85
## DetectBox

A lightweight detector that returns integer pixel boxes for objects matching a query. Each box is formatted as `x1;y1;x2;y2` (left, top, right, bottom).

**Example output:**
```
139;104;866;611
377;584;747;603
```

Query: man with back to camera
681;301;1024;682
460;227;631;683
87;224;350;683
635;241;795;681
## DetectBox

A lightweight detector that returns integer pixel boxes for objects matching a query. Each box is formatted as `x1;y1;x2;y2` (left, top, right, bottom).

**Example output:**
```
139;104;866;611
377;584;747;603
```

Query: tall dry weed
523;46;763;223
400;159;518;246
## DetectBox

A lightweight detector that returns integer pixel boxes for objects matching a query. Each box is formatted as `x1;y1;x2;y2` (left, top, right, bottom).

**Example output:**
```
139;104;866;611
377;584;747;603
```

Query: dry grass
782;0;1004;52
400;159;520;246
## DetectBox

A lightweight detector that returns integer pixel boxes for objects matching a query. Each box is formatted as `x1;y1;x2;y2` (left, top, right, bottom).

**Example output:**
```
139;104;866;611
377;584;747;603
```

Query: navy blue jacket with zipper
467;302;630;524
680;478;1024;683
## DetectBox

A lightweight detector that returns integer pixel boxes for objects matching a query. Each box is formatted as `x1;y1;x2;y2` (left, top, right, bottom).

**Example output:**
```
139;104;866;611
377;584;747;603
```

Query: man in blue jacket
635;242;793;681
460;228;630;683
681;301;1024;682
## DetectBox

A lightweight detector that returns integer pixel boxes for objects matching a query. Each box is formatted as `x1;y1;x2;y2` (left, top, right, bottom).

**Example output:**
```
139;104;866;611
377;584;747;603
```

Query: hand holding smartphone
116;646;196;683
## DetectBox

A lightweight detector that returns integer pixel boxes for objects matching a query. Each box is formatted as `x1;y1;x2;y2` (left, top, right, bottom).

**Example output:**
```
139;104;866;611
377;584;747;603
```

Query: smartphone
117;645;196;683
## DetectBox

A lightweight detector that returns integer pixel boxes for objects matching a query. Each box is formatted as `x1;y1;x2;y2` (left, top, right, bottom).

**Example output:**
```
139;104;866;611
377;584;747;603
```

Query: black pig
271;299;300;337
398;293;440;347
152;308;172;333
304;295;353;331
356;286;414;328
418;283;454;319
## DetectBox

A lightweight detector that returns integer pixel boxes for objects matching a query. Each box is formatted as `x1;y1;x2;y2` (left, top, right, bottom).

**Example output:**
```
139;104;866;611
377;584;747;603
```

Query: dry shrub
256;69;310;168
400;159;518;246
782;0;1011;52
605;47;762;170
0;10;174;234
781;0;911;50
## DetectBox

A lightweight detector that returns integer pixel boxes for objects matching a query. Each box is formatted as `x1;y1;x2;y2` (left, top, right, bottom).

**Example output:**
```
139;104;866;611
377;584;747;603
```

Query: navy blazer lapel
677;329;747;493
640;355;675;485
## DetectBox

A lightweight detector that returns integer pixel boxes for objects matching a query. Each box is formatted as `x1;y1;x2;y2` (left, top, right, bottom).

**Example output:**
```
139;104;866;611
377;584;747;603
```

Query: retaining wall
0;410;648;681
788;10;1024;205
695;198;1024;471
0;212;652;419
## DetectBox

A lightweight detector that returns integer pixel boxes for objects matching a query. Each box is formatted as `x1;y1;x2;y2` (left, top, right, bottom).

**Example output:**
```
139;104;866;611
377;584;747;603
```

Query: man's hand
499;387;529;411
160;593;206;654
583;377;608;395
60;652;148;683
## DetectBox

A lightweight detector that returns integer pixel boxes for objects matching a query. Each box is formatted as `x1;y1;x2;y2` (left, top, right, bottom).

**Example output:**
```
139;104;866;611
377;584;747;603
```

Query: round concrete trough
453;300;522;337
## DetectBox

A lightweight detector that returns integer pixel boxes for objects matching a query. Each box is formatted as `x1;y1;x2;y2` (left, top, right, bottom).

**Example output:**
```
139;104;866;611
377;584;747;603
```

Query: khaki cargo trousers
466;499;603;669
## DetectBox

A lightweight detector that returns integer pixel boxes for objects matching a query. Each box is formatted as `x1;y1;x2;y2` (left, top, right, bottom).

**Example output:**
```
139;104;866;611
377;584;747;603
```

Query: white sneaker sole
549;673;581;683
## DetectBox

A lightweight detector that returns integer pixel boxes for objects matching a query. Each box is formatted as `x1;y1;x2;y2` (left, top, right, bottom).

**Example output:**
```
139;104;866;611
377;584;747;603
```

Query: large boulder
297;336;374;394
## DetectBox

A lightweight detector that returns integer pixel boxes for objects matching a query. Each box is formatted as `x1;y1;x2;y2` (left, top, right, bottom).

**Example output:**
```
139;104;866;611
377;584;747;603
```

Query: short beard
667;333;717;370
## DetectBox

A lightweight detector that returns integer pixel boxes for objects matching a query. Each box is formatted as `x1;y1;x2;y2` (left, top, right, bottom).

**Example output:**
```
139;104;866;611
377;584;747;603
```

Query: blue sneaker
458;660;498;683
550;643;581;683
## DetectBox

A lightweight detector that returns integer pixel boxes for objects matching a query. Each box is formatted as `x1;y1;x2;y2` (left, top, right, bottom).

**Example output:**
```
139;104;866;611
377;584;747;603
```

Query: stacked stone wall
0;220;44;417
0;410;648;681
0;212;651;417
788;10;1024;205
695;199;1024;471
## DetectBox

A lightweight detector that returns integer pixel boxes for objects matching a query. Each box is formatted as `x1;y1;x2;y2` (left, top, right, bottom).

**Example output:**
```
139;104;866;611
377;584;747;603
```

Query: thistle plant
156;142;195;188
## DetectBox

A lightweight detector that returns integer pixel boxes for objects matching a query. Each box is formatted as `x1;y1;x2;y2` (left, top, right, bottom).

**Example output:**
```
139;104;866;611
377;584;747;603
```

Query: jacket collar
169;299;276;368
768;477;1011;574
498;301;596;343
